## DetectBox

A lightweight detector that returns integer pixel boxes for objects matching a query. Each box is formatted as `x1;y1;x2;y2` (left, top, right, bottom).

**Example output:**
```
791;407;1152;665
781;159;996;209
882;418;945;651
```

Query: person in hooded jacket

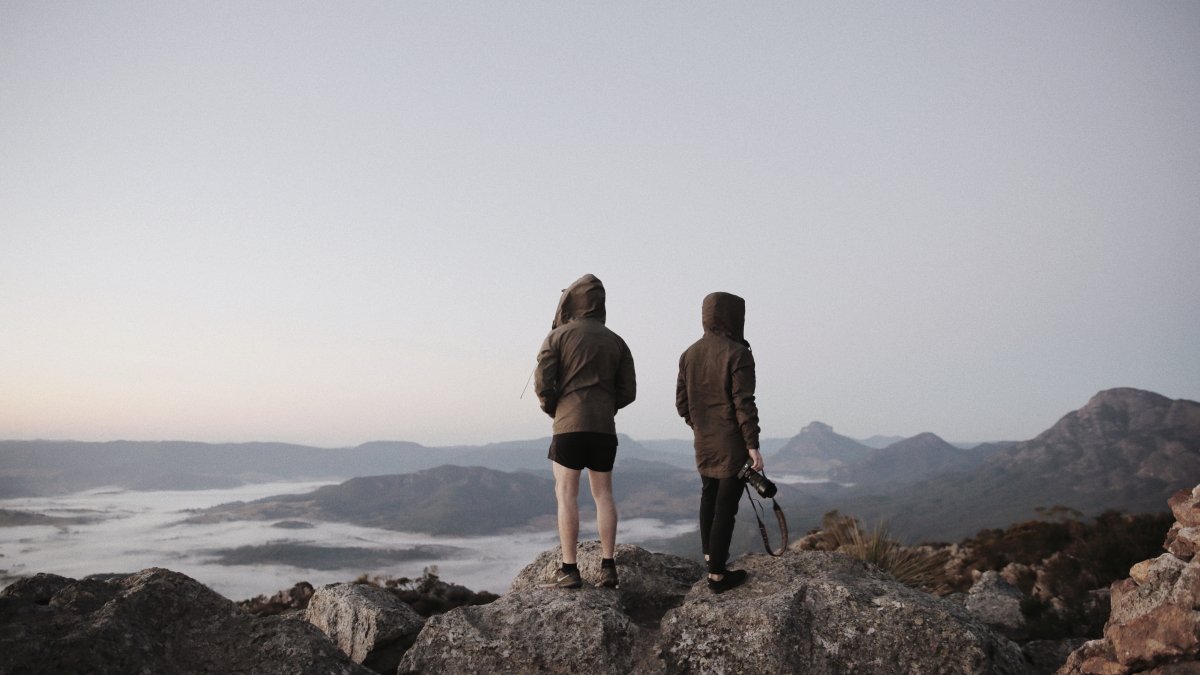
535;274;636;589
676;292;762;593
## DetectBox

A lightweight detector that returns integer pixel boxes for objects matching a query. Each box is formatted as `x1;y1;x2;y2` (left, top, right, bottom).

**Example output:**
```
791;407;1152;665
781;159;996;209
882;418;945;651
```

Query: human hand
748;447;763;472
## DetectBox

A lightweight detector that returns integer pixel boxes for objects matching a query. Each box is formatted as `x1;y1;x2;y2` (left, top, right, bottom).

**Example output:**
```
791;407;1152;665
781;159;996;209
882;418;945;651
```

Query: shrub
823;512;951;595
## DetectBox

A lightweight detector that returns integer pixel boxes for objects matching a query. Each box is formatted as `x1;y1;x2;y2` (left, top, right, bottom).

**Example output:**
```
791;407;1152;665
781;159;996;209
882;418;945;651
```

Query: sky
2;2;1197;448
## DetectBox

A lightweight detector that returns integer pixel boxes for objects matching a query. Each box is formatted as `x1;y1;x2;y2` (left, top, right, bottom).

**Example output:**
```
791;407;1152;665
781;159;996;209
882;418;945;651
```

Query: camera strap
745;486;788;556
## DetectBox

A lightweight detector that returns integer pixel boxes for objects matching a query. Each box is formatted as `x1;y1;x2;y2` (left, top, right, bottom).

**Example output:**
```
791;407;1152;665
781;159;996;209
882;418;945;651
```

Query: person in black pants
676;292;763;593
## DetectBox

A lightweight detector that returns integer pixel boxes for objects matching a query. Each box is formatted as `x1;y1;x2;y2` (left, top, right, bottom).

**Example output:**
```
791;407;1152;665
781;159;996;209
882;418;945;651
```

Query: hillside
770;422;874;476
829;432;983;486
6;388;1199;549
827;388;1200;541
186;465;556;536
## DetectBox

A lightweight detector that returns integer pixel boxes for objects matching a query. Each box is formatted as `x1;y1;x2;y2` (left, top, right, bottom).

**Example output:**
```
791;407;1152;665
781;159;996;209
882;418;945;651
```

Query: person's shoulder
680;335;708;356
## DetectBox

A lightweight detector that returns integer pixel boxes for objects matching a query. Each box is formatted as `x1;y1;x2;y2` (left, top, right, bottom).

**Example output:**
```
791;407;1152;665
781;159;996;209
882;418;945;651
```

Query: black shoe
553;568;582;589
707;569;748;594
596;565;619;589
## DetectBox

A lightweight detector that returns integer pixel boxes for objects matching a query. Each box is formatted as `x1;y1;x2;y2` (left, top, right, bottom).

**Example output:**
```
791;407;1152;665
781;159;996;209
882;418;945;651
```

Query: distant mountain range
827;432;987;486
0;435;694;497
4;388;1198;549
787;388;1200;541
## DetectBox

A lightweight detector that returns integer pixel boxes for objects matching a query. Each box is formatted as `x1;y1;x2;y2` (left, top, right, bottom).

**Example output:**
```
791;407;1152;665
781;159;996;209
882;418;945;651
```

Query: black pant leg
702;475;743;574
699;476;718;558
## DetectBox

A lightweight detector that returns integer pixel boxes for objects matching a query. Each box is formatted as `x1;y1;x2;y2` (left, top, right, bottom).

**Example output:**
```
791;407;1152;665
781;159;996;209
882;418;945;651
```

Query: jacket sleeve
675;352;692;427
534;333;559;418
614;339;636;411
730;348;761;449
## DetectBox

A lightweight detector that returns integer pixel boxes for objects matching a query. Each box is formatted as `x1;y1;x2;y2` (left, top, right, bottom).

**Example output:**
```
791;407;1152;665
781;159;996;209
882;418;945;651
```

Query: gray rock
966;570;1027;634
658;551;1026;674
398;542;705;674
399;545;1029;674
305;582;426;674
0;567;371;675
509;540;705;623
398;587;647;675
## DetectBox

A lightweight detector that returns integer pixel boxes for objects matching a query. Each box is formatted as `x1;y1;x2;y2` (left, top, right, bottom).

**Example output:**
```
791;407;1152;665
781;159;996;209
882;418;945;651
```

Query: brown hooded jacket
676;292;761;478
535;275;636;435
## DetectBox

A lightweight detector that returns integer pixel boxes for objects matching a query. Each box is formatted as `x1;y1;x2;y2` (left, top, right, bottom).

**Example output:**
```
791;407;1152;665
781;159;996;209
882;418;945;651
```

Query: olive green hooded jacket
676;292;761;478
535;275;636;436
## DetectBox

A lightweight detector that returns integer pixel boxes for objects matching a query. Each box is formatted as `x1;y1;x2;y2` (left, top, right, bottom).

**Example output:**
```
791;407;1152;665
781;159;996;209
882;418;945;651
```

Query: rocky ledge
399;540;1025;674
1058;485;1200;674
0;539;1029;674
0;568;370;674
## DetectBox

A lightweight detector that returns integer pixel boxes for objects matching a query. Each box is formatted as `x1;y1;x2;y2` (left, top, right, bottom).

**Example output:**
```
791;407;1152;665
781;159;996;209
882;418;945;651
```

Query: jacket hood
701;292;746;344
552;274;607;329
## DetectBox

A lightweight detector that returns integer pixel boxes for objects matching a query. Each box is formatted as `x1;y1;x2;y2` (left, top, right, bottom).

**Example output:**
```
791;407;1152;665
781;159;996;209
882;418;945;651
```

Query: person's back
535;274;635;589
537;275;635;433
677;292;760;479
676;291;761;594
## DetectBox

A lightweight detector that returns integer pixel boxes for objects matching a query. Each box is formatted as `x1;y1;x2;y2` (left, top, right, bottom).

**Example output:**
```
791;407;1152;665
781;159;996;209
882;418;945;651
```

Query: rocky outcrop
1059;485;1200;674
399;542;703;674
508;540;705;623
0;568;370;675
399;585;647;674
659;551;1026;674
306;582;426;674
401;541;1024;674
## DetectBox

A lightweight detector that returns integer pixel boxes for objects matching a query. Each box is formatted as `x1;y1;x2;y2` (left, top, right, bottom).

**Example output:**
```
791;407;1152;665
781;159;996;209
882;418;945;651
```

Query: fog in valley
0;482;697;599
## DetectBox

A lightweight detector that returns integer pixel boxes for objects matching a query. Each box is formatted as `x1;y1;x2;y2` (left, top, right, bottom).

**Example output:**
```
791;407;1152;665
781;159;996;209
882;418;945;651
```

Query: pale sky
2;2;1197;447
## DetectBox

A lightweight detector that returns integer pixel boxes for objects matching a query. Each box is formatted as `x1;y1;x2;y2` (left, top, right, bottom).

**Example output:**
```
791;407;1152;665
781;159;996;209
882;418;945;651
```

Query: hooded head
552;274;607;329
702;292;747;345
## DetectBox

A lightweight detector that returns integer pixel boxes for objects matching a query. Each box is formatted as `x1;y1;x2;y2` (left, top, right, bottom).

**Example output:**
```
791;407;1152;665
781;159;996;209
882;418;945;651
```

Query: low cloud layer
0;482;696;598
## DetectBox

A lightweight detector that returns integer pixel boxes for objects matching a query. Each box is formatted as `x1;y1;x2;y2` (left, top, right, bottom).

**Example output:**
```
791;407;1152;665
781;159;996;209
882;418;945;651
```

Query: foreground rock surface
306;582;426;674
400;542;702;674
508;541;706;623
402;542;1025;674
0;568;369;675
659;551;1026;674
1059;485;1200;674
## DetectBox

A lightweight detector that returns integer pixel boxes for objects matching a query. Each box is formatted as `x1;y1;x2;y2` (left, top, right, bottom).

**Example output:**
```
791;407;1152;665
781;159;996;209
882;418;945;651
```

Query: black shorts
548;432;618;472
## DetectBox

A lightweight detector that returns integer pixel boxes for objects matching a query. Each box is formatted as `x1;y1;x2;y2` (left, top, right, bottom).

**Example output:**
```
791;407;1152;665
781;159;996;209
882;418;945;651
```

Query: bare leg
552;461;581;564
588;470;617;559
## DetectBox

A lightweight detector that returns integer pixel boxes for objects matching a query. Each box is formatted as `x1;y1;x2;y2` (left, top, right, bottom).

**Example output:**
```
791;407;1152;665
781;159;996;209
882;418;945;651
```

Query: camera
737;460;777;498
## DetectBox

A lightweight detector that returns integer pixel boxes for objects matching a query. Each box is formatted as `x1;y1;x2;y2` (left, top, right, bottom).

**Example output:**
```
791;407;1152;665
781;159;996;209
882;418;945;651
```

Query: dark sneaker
596;565;619;589
553;568;582;589
707;569;748;594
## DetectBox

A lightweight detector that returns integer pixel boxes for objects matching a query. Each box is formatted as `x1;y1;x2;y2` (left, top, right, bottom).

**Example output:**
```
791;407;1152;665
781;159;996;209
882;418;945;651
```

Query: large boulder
402;543;1025;674
401;541;701;674
306;582;426;674
509;540;705;623
0;568;370;675
398;586;648;674
658;551;1026;674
